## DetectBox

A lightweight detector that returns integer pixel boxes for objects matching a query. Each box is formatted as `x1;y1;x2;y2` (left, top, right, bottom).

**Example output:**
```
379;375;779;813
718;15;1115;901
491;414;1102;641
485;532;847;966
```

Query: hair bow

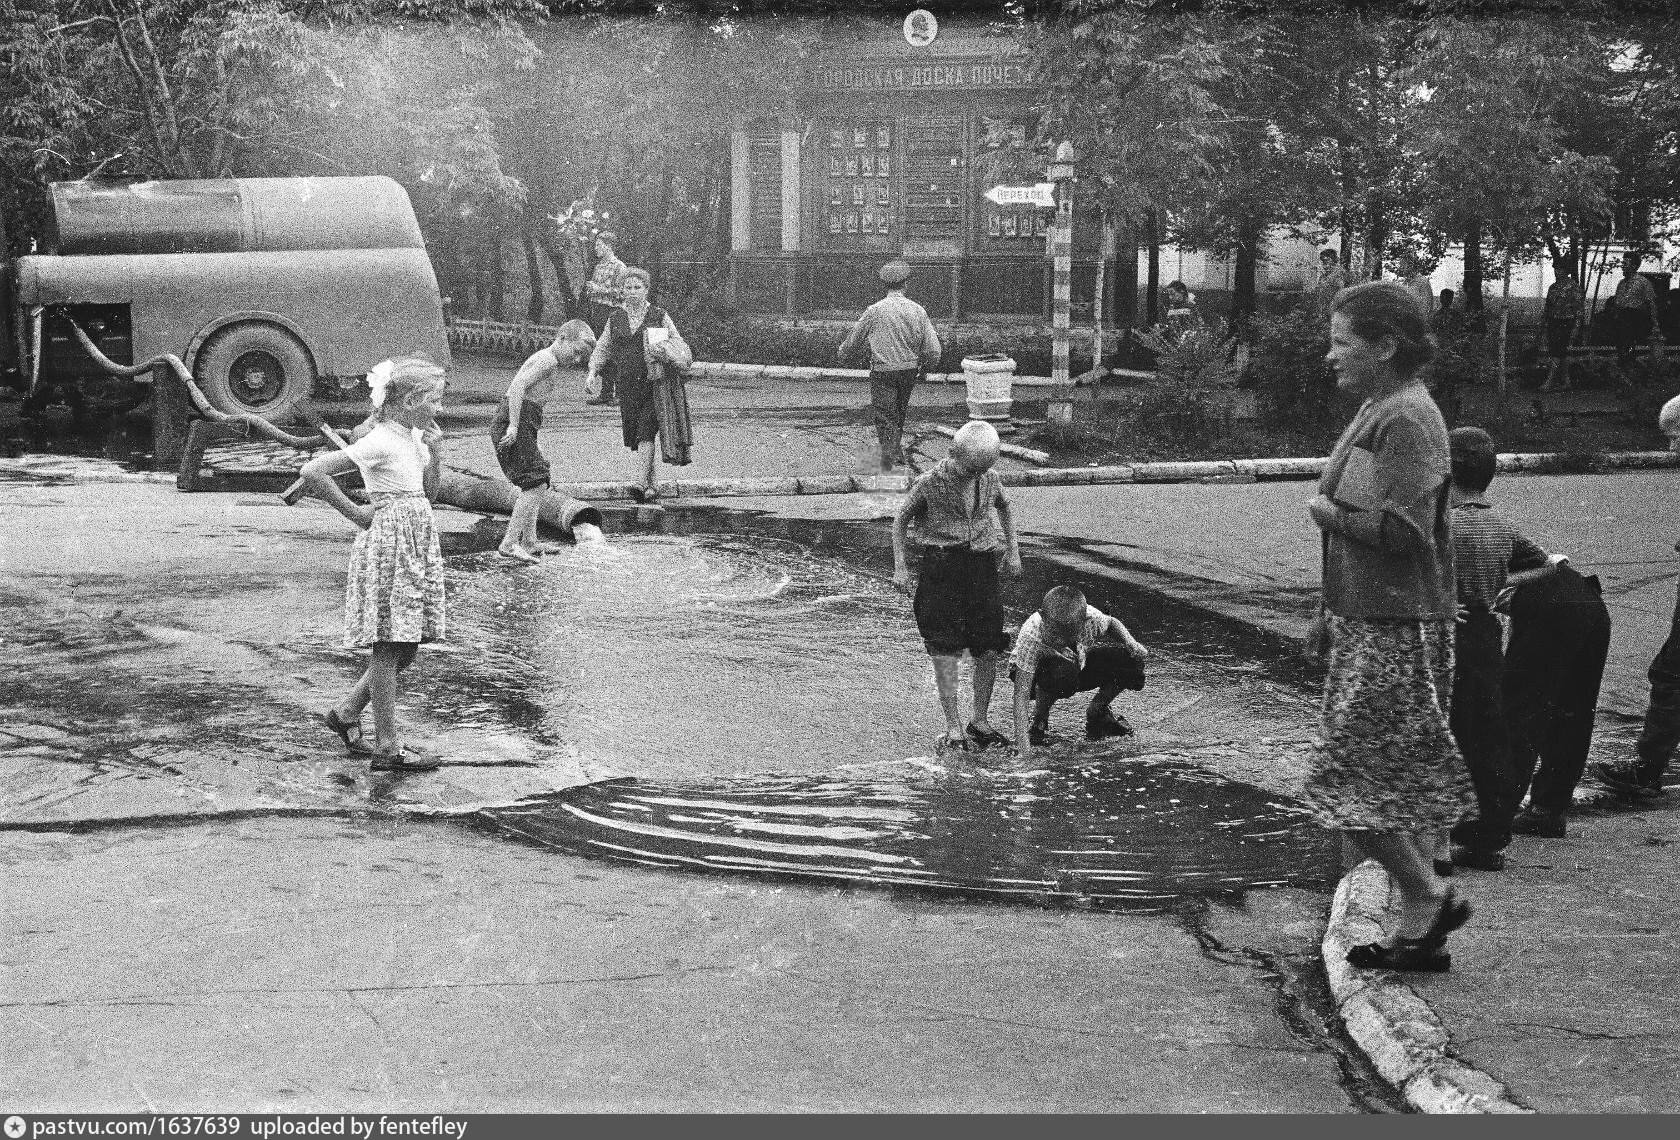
367;359;394;409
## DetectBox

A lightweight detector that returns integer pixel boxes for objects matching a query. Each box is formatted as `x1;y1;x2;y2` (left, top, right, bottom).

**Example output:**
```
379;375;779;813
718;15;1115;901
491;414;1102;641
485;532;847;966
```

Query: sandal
966;722;1012;750
934;732;972;756
1420;889;1473;944
370;746;443;772
324;709;374;756
1345;940;1452;972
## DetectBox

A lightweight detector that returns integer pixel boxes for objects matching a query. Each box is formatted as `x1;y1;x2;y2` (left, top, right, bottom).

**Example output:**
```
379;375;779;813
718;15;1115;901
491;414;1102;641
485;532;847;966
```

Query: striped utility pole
1047;143;1077;389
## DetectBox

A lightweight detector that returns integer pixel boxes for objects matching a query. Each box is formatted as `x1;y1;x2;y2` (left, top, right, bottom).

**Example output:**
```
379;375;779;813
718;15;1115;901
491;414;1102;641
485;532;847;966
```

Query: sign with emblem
903;9;938;47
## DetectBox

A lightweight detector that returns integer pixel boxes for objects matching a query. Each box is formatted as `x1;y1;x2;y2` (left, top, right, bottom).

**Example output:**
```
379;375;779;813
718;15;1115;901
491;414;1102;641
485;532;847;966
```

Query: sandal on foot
966;722;1011;750
1421;889;1473;944
370;747;443;772
324;709;374;756
934;732;972;756
1345;940;1452;972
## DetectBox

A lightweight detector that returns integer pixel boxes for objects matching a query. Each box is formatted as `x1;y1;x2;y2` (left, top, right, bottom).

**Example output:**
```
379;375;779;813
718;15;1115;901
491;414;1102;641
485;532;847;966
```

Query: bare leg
637;440;658;495
336;661;375;722
500;488;541;561
970;651;1003;734
929;653;967;742
368;642;405;754
1347;829;1450;943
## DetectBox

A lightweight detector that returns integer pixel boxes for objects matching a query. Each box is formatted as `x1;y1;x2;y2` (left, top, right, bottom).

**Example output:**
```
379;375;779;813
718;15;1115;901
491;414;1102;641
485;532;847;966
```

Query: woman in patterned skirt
1305;281;1476;971
302;357;448;771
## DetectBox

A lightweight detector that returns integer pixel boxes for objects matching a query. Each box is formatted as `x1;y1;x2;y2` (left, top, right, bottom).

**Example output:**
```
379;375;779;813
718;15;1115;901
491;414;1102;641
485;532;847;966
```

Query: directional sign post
983;182;1057;209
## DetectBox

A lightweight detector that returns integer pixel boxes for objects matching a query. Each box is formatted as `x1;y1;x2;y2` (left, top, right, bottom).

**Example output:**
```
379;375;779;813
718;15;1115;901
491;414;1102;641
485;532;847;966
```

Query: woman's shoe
626;485;646;504
1420;889;1473;944
324;709;374;755
1345;940;1452;972
370;746;443;772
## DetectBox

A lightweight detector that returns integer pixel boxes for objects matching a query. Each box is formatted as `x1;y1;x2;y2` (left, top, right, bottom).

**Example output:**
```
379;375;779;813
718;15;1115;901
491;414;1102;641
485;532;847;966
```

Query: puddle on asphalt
5;486;1346;911
471;761;1338;912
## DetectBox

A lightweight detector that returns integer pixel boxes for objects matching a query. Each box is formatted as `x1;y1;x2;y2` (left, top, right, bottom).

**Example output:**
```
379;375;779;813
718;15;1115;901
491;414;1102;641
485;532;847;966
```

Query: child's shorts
1015;644;1146;699
913;545;1009;657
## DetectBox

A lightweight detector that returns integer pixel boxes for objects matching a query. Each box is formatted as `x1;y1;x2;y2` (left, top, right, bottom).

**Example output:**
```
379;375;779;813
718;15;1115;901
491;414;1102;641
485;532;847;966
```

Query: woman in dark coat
584;267;692;501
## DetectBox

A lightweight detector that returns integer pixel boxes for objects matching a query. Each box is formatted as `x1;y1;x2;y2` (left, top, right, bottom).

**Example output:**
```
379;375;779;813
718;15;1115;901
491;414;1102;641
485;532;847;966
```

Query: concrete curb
9;448;1680;501
1322;861;1530;1114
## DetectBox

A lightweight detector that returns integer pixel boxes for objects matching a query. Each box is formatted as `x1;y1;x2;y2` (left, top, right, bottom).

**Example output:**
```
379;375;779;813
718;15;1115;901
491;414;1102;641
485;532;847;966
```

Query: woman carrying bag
586;267;693;501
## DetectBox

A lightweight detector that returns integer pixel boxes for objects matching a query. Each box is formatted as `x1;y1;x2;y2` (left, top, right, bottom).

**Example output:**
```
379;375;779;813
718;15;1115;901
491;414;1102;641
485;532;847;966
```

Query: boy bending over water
1010;585;1149;758
492;319;597;562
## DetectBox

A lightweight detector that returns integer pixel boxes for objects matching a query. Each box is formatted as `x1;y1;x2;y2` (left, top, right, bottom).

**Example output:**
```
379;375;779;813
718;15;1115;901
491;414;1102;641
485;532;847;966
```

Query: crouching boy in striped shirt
1011;585;1149;758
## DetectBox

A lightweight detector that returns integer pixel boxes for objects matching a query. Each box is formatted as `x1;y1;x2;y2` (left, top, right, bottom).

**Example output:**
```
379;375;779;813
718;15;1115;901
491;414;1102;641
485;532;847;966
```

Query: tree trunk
1232;214;1261;332
487;232;507;320
1092;212;1114;375
1463;217;1484;314
1366;196;1385;281
647;161;676;299
1497;253;1512;401
523;232;545;326
1115;221;1140;334
1145;209;1160;326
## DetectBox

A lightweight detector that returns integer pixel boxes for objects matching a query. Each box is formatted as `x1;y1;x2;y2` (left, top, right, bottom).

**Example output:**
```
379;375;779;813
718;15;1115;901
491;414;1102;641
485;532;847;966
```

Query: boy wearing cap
1446;427;1563;870
839;259;943;472
892;420;1022;754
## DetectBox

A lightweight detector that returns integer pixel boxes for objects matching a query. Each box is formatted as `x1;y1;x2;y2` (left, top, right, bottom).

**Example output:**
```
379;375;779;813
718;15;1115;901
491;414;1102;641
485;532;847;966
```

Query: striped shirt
1450;498;1549;609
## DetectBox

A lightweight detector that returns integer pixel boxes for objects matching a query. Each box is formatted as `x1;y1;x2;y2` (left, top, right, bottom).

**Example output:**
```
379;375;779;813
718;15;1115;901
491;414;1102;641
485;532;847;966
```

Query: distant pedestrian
1400;254;1434;318
1540;261;1585;392
303;357;448;771
1444;427;1562;871
1009;585;1148;757
1304;280;1474;972
1606;250;1662;373
1589;395;1680;800
1162;280;1202;338
584;232;627;382
892;420;1022;755
491;320;596;562
839;259;943;472
1503;562;1611;839
585;267;692;502
1309;248;1349;319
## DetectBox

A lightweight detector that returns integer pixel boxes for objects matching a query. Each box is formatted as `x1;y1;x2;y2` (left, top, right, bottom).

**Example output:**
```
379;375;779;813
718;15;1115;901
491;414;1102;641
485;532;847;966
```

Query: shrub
1243;308;1339;429
1132;318;1241;389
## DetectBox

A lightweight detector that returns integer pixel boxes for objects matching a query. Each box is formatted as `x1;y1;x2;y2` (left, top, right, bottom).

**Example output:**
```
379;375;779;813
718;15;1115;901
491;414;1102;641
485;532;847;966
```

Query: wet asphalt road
0;370;1405;1112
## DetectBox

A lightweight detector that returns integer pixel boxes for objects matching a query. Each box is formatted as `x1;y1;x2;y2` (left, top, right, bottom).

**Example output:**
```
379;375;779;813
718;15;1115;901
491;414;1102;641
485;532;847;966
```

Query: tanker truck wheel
194;323;315;419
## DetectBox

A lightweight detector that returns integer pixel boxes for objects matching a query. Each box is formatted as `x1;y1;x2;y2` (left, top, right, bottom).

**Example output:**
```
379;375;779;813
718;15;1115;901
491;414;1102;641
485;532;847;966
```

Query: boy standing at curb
1503;560;1612;838
1446;427;1563;870
1592;394;1680;800
1010;585;1149;758
491;319;597;562
892;420;1022;754
839;259;943;473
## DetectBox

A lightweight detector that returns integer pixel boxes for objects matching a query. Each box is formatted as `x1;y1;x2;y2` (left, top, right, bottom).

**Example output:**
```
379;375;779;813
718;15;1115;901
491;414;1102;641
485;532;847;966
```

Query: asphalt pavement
3;358;1677;1111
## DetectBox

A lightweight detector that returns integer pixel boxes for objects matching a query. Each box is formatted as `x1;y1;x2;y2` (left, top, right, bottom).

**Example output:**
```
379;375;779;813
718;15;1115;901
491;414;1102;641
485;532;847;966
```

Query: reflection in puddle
471;760;1338;912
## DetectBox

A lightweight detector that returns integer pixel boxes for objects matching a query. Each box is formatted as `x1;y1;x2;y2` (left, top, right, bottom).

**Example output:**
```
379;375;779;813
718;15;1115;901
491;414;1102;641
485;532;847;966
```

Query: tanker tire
194;322;315;419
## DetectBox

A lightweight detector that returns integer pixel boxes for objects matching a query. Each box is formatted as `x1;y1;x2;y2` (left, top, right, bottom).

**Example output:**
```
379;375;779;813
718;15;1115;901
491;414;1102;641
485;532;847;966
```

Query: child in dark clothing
1502;564;1612;838
1009;585;1148;757
1446;427;1563;870
892;420;1023;754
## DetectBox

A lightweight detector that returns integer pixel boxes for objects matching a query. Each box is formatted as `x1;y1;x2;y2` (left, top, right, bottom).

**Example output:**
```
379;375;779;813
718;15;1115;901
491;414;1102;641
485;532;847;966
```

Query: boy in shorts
892;420;1022;753
492;320;596;562
1010;585;1149;757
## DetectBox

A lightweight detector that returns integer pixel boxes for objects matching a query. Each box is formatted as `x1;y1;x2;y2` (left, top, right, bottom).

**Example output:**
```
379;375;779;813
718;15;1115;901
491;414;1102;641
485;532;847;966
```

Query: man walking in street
838;259;943;472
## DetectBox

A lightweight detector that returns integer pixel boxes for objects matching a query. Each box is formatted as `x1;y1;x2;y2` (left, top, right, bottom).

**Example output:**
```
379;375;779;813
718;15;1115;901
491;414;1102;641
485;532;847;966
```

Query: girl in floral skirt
302;357;448;771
